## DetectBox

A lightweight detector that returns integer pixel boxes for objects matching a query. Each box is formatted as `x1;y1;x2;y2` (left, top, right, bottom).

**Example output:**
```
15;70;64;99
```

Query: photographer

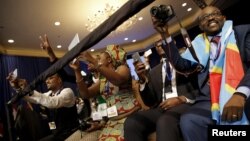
152;5;250;141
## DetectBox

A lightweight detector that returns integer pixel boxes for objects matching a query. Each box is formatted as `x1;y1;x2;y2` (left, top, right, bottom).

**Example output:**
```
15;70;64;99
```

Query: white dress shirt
25;88;76;109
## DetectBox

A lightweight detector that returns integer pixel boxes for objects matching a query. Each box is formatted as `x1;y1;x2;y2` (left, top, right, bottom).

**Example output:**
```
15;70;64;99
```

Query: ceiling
0;0;237;57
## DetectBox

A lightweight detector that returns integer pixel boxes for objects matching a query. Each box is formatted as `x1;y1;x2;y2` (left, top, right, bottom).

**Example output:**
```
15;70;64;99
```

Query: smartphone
144;49;152;57
12;68;18;79
132;52;142;63
72;58;78;64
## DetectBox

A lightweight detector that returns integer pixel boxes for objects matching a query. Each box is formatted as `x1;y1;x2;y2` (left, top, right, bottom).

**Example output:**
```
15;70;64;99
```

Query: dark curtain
0;54;51;140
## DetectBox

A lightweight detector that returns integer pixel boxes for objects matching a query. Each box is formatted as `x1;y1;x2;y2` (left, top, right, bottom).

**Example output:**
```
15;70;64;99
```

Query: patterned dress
97;74;140;141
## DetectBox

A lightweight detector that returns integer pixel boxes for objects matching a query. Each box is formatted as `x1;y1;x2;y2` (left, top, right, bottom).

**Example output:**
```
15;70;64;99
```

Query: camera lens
150;6;159;16
150;5;175;24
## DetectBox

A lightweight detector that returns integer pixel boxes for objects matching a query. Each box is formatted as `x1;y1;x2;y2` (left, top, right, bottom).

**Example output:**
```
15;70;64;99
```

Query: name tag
48;121;56;130
97;103;108;117
165;92;178;99
107;105;118;118
92;111;102;121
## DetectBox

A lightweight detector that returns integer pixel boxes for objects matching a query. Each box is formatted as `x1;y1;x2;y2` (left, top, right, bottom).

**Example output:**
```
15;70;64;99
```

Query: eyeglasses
199;11;222;22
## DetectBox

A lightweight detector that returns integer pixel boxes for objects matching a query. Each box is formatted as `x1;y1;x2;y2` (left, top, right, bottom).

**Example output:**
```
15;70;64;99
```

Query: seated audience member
7;72;79;141
6;79;51;141
152;5;250;141
69;45;141;141
124;40;198;141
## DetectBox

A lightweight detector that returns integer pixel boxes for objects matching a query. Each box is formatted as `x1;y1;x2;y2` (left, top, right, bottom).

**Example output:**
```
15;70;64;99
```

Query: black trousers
39;128;77;141
124;104;190;141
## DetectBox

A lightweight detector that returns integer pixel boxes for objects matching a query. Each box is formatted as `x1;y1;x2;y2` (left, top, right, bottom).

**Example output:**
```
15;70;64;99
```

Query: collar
161;57;167;63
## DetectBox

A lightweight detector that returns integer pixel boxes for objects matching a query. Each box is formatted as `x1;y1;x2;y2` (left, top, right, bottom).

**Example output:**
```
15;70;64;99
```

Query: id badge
48;121;56;130
107;105;118;118
165;92;178;99
92;111;102;121
97;103;108;117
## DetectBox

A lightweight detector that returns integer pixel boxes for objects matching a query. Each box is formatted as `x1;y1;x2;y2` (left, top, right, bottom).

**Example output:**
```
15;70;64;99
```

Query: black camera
150;5;175;24
79;120;91;131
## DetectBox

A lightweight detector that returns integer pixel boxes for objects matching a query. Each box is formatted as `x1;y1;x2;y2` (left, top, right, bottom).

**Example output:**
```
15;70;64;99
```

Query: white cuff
185;97;195;104
236;86;250;98
162;36;173;45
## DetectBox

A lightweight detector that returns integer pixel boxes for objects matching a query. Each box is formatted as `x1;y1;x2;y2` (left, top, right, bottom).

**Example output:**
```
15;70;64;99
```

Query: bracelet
76;77;84;83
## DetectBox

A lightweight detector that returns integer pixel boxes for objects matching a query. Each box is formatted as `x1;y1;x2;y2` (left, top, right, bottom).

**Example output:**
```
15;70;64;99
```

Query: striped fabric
182;20;249;125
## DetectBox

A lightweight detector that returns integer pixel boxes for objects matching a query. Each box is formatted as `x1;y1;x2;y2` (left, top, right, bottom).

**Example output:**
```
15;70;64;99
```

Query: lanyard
162;60;173;101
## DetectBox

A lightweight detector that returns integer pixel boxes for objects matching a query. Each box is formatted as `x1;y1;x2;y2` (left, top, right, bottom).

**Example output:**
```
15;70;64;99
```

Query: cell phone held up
12;68;18;80
132;52;142;63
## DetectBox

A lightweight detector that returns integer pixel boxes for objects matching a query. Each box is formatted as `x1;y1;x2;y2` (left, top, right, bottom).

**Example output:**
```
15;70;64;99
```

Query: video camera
150;5;175;24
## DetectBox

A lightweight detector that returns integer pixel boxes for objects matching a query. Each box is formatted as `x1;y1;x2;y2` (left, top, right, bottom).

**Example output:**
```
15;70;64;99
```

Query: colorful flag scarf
182;20;249;125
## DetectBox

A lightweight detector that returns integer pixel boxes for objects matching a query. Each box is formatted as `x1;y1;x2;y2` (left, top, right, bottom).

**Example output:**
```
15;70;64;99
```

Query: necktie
210;36;221;61
211;36;220;45
162;59;167;101
166;65;171;81
162;59;171;81
162;59;172;101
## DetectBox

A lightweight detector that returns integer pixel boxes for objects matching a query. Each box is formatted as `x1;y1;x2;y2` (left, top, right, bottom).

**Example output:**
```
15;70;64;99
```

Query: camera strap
160;22;203;76
180;27;201;65
174;15;200;65
175;16;203;73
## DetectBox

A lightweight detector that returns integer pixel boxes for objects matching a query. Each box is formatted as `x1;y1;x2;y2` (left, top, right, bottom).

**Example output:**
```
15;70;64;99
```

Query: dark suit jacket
162;24;250;101
234;24;250;120
140;62;199;107
234;24;250;87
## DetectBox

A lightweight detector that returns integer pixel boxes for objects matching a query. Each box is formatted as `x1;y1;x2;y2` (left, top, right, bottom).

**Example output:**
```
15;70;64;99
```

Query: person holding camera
7;72;79;141
124;39;198;141
152;5;250;141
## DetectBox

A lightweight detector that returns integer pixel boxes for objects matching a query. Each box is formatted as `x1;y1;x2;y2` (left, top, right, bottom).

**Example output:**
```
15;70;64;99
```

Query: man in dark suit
152;6;250;141
124;40;198;141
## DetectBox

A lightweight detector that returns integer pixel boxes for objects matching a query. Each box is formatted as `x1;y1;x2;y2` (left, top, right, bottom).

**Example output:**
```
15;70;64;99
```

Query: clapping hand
78;51;99;70
79;52;97;65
